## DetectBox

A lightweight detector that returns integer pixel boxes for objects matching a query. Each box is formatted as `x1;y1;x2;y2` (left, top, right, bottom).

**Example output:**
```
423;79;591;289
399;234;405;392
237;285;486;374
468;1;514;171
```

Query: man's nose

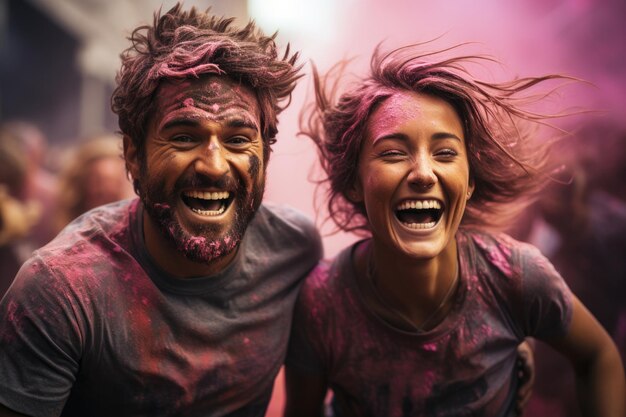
407;155;436;190
195;138;229;178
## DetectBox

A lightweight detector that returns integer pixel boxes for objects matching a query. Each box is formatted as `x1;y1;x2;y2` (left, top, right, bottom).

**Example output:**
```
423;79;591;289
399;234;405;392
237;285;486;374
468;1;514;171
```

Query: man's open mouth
181;190;233;216
395;199;443;229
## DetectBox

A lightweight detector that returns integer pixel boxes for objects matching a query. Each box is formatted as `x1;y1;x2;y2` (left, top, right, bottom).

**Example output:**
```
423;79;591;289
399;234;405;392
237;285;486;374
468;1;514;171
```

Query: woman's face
352;91;473;260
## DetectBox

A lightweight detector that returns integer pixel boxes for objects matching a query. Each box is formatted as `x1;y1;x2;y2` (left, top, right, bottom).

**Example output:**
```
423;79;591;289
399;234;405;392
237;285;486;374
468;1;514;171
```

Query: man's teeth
183;190;230;216
184;191;230;200
396;200;441;210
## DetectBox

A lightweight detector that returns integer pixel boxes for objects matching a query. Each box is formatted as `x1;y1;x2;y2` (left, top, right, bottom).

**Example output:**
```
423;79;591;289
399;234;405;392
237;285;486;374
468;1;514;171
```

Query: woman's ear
123;135;140;182
346;179;364;203
467;177;475;201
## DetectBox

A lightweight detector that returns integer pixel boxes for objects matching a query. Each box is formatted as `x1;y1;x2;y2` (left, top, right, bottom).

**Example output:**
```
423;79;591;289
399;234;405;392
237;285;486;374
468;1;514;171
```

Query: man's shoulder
253;203;321;245
11;199;141;296
37;199;137;265
257;202;317;230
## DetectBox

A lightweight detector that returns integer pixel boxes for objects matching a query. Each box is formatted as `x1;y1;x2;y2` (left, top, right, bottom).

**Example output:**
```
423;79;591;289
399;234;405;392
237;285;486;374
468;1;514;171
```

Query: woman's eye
379;149;405;158
436;148;458;158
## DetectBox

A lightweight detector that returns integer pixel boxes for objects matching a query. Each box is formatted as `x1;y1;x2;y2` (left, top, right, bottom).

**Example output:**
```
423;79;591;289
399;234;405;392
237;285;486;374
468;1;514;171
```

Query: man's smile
181;190;233;216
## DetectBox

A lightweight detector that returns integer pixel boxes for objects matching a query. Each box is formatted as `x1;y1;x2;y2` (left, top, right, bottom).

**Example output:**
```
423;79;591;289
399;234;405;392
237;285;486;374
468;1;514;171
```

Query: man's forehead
155;75;261;118
157;75;259;108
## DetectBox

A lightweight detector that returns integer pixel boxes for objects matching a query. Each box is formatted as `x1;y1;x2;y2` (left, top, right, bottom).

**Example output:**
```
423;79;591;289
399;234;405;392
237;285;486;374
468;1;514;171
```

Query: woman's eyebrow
432;132;462;141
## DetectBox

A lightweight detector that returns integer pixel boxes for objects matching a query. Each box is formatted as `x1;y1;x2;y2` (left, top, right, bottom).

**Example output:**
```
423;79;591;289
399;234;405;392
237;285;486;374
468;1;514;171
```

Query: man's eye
227;136;251;145
172;135;195;143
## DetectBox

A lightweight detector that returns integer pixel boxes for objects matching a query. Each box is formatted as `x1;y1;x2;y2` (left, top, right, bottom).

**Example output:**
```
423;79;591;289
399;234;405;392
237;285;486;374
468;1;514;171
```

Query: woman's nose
407;156;436;190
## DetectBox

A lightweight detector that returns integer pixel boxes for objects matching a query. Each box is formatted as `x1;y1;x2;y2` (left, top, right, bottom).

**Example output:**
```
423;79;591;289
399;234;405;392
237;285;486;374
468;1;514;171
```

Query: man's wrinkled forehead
153;75;262;127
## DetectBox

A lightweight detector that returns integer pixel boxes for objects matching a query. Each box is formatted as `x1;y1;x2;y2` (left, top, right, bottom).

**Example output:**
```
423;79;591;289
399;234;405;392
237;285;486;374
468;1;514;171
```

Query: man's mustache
174;172;238;191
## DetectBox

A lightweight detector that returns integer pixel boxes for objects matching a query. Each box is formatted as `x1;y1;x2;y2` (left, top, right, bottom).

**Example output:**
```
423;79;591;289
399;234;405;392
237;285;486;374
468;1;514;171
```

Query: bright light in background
247;0;338;42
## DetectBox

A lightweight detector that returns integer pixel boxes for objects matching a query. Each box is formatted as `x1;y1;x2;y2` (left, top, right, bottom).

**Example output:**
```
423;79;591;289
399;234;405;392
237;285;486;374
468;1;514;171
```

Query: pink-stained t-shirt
286;229;573;417
0;198;322;417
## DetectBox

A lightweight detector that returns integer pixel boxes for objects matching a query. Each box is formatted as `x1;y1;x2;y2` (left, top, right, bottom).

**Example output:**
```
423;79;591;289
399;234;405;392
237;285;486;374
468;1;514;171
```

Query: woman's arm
283;365;328;417
515;339;535;414
547;295;625;417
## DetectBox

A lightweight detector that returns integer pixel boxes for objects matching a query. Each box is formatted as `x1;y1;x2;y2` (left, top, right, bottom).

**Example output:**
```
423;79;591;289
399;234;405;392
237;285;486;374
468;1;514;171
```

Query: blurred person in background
53;134;135;233
0;128;41;296
510;120;626;417
1;121;58;249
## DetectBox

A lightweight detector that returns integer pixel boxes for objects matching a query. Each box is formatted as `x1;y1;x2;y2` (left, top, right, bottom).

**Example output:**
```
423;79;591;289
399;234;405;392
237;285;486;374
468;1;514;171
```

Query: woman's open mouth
395;199;443;229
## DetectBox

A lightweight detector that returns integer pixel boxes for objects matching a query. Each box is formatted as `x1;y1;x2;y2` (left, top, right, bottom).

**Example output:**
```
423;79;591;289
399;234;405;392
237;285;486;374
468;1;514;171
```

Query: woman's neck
354;237;459;332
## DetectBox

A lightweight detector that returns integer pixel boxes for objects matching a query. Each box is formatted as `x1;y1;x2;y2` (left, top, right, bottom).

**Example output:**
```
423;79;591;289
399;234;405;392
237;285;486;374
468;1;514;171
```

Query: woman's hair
111;3;302;163
301;43;571;233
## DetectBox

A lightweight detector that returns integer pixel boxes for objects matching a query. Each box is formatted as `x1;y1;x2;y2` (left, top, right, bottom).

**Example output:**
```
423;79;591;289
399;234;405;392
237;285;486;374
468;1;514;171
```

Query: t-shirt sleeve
518;244;574;340
285;265;329;375
0;255;83;417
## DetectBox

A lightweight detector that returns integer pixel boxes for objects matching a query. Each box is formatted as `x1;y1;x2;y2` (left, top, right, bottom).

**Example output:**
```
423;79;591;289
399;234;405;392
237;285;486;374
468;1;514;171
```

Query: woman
284;45;625;417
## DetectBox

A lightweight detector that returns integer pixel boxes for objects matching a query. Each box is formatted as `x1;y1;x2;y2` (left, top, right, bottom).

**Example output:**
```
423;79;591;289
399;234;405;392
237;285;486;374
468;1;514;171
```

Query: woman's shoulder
299;243;358;303
460;228;545;259
458;228;550;280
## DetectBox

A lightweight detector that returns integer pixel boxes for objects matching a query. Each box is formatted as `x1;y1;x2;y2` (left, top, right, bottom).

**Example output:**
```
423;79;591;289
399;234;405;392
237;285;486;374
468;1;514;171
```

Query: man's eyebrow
161;118;201;131
226;118;259;131
160;117;259;132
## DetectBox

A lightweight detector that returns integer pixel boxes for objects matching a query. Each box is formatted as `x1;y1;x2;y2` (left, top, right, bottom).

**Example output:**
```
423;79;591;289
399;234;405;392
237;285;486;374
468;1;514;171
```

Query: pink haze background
264;0;626;258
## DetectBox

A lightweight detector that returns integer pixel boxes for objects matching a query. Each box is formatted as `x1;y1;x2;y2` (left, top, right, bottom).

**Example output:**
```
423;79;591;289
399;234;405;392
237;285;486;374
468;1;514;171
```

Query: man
0;4;322;417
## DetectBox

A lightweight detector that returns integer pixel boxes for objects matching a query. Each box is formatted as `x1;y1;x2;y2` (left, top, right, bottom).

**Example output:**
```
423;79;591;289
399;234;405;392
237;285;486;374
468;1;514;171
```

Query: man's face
129;75;265;265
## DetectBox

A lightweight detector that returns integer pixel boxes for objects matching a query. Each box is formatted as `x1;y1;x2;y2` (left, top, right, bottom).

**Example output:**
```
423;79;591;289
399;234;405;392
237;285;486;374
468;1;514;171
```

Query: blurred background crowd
0;0;624;416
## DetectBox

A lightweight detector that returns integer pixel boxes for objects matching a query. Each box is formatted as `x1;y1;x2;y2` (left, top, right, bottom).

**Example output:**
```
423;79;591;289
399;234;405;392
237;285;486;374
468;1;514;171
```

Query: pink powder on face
210;104;220;113
183;98;195;107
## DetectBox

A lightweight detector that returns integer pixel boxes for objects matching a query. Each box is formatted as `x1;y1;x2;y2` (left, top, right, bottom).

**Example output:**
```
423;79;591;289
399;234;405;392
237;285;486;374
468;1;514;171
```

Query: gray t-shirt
0;198;322;417
286;229;572;417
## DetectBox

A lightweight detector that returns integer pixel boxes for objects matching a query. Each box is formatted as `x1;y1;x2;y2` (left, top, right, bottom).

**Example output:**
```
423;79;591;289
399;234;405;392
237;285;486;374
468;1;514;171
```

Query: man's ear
123;135;140;182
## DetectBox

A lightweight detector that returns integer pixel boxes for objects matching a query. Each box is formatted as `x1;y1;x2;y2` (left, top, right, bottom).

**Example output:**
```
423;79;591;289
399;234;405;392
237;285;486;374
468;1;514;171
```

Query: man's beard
137;165;264;265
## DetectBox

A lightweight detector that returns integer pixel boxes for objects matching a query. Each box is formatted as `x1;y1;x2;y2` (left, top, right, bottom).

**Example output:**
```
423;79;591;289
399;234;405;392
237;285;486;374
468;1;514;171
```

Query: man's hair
111;3;301;163
301;43;571;233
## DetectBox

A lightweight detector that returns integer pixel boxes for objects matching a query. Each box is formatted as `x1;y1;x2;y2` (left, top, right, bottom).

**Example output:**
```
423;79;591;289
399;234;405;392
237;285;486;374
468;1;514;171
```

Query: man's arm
283;365;328;417
0;403;30;417
547;295;625;417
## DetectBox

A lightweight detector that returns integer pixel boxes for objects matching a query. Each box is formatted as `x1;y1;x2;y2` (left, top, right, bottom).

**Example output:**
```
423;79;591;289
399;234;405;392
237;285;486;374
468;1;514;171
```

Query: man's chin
174;232;241;265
